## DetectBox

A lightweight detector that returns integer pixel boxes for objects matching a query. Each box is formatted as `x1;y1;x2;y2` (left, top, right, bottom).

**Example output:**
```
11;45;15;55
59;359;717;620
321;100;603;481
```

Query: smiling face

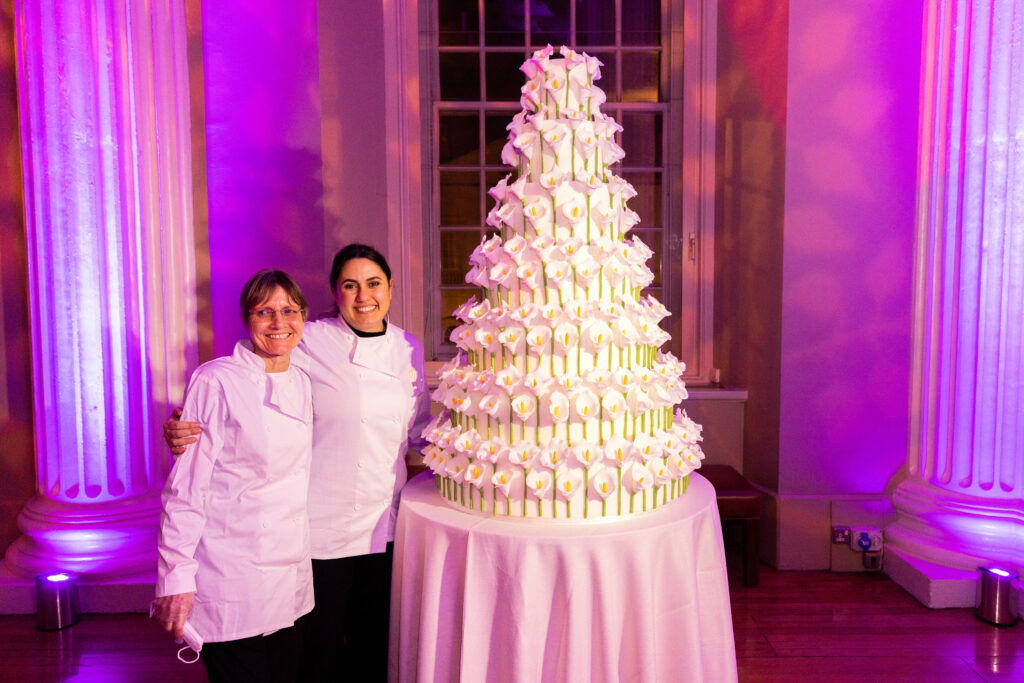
336;257;393;333
247;285;304;371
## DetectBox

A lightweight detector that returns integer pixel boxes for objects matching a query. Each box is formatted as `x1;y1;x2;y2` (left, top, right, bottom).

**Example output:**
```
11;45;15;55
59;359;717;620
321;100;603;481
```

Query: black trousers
201;621;305;683
299;545;394;682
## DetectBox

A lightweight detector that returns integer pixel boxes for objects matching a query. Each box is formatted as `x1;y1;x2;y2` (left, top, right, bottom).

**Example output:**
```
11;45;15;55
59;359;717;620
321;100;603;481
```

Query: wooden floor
1;566;1021;682
730;566;1024;682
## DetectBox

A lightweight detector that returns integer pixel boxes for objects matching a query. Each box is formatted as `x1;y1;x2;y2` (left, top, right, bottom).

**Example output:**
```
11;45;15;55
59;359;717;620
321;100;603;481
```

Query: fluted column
887;0;1024;579
4;0;197;578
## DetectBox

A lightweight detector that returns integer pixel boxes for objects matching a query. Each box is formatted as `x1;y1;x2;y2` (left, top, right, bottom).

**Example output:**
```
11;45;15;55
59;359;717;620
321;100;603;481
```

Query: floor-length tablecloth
389;471;737;682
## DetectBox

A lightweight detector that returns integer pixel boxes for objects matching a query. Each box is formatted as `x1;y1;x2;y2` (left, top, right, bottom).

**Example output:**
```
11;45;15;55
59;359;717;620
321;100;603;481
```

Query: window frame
388;0;716;382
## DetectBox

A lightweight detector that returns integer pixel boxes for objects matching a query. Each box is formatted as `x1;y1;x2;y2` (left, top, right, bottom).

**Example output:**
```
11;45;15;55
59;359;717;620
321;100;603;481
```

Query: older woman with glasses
153;269;314;683
163;244;431;681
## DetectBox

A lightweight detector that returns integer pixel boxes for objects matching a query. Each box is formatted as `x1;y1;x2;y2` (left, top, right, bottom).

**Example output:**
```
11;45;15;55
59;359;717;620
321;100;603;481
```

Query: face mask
150;600;202;664
177;621;203;664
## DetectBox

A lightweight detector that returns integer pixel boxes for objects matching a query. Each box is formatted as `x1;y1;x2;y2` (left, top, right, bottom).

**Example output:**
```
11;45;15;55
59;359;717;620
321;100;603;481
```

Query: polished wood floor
729;566;1024;682
1;565;1021;682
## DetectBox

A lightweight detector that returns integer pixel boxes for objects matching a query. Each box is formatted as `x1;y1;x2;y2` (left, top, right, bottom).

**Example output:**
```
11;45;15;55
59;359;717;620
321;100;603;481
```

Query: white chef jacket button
361;417;367;423
357;462;364;469
354;504;361;511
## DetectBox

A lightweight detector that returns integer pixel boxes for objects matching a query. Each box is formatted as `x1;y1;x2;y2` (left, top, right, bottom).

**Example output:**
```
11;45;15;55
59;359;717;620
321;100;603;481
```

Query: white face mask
150;600;202;664
176;622;203;664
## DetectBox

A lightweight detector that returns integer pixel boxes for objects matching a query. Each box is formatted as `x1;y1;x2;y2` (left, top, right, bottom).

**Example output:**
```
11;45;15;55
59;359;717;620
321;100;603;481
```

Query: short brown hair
239;269;309;325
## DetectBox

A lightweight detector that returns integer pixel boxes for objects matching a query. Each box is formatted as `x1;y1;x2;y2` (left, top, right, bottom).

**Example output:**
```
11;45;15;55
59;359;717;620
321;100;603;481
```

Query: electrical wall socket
863;550;882;570
832;526;851;544
849;526;883;552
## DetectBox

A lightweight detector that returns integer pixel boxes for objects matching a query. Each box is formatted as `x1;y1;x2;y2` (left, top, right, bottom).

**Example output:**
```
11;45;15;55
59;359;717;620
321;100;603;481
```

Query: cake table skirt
389;471;738;683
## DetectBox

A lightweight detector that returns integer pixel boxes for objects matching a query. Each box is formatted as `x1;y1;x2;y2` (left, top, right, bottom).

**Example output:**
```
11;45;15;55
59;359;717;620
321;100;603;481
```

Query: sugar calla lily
557;373;579;392
539;170;563;193
494;366;523;394
509;441;539;467
527;469;554;499
589;465;617;500
445;455;471;483
604;436;633;467
633;433;663;461
582;320;614;354
489;260;517;287
553;322;578;353
527;325;552;349
613;319;639;347
476;438;505;464
571;443;601;468
473;323;501;353
492;468;521;497
564;299;591;322
572;388;600;421
454;430;481;456
554;466;585;501
539;440;568;469
517;260;543;290
522;372;553;395
464;461;487;488
545;260;572;286
601;390;626;420
511;393;537;422
624;462;654;493
499;326;526;355
508;302;538;327
548;391;570;423
603;256;629;288
538;302;564;326
480;235;503;263
651;461;673;486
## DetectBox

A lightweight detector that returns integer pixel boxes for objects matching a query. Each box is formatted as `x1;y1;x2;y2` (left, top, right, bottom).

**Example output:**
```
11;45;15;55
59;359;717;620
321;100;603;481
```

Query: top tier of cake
422;46;704;521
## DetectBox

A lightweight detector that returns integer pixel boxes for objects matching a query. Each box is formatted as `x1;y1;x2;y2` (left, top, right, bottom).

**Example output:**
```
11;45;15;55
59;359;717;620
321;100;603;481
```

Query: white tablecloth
389;472;737;682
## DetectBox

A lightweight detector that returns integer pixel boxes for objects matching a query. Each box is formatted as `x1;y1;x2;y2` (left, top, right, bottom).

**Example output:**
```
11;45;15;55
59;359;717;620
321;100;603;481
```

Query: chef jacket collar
334;317;401;378
231;341;309;421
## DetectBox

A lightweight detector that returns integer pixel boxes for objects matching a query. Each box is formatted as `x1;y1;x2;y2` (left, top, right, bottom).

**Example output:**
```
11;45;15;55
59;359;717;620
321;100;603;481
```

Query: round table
389;471;738;682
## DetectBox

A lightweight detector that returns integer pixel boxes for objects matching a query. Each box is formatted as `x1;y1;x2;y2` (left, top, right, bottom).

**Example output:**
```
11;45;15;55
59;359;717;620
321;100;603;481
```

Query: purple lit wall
0;0;34;556
201;0;327;359
778;1;922;496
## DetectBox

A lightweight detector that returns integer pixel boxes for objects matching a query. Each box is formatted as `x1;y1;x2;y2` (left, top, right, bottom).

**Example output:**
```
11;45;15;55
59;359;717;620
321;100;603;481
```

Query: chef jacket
156;341;314;643
296;317;431;559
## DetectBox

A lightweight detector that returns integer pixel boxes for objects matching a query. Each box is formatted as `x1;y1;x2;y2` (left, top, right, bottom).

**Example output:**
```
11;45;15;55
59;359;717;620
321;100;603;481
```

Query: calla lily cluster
422;46;703;519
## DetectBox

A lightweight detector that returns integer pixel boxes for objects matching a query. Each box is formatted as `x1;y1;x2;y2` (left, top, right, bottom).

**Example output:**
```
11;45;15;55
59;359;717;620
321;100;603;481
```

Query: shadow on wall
0;1;36;558
206;144;330;358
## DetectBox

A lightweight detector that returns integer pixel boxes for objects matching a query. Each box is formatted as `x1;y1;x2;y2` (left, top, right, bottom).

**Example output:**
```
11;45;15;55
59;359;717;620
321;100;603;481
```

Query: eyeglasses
249;307;304;321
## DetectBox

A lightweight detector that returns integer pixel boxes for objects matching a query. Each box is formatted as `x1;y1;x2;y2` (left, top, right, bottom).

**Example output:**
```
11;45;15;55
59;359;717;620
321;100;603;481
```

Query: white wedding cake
422;45;704;520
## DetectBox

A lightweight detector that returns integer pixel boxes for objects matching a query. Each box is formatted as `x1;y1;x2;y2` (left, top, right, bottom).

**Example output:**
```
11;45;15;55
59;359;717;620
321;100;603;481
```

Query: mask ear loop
177;645;201;664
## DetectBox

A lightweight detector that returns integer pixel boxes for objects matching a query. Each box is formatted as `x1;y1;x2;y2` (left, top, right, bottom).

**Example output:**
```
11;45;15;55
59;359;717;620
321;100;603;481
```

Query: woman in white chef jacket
153;270;314;683
165;244;431;681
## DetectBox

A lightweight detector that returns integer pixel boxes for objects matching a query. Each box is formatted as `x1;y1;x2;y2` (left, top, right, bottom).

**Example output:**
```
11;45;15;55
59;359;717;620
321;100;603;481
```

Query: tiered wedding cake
422;45;703;520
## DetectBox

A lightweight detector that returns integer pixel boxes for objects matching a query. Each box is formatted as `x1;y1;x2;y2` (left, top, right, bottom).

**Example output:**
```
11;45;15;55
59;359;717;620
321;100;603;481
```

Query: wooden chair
700;464;762;587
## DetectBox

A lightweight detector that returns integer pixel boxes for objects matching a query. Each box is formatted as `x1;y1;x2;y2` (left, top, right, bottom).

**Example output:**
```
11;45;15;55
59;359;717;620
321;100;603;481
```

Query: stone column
886;0;1024;606
4;0;197;578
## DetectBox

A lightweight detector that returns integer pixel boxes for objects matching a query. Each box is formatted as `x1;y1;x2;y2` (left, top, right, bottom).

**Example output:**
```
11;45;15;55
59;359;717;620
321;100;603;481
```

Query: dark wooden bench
701;465;761;587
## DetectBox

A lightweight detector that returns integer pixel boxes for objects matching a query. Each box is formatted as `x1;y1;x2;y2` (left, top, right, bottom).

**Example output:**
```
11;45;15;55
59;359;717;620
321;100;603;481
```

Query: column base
888;477;1024;570
885;476;1024;609
884;546;978;608
0;563;155;614
4;491;161;580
